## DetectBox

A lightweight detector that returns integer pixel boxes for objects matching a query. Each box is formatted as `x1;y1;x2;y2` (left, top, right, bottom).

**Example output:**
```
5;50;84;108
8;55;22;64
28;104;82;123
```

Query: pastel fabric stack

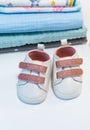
0;0;87;49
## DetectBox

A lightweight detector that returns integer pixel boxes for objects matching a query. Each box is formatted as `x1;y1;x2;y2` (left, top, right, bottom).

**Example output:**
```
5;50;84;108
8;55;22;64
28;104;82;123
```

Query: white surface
0;1;90;130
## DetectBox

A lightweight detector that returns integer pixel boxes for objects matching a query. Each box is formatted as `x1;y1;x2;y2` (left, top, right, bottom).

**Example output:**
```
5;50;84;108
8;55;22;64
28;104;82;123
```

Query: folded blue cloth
0;26;87;48
0;11;83;33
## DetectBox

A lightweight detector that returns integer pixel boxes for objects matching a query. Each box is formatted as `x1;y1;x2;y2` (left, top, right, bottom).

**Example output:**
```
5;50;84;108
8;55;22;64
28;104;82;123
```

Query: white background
0;0;90;130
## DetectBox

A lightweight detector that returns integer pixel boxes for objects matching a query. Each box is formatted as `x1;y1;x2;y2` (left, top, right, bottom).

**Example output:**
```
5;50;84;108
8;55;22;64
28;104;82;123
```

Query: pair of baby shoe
17;44;83;104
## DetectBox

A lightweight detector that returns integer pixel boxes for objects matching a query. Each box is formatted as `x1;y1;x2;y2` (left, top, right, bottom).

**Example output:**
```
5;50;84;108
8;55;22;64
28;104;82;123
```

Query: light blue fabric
0;26;87;48
0;11;83;33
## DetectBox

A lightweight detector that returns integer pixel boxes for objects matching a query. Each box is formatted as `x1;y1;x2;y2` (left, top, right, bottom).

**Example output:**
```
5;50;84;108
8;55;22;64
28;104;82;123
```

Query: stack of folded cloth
0;0;87;49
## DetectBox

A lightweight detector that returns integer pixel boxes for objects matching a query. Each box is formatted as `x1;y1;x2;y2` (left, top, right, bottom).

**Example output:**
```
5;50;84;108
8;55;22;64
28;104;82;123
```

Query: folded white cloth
0;3;80;13
0;0;76;7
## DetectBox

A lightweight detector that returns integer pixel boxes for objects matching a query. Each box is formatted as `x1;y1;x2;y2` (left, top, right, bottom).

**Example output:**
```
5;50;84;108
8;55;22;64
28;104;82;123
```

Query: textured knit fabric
0;26;87;48
0;11;83;33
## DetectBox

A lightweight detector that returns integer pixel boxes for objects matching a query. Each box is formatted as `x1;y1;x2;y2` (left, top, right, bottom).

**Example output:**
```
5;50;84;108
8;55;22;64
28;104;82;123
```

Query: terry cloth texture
0;26;87;48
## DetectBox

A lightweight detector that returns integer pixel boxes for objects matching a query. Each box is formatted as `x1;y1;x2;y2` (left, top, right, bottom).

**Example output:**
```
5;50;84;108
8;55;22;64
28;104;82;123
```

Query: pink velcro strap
18;73;45;84
56;58;83;68
57;68;83;79
19;62;47;73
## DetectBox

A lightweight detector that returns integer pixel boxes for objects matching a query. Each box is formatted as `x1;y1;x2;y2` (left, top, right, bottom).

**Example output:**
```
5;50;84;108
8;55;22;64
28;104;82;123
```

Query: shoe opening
56;46;76;58
28;50;50;62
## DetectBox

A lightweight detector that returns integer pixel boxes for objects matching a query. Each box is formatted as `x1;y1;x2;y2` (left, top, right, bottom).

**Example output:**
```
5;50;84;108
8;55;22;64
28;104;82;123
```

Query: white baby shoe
52;45;83;100
17;45;51;104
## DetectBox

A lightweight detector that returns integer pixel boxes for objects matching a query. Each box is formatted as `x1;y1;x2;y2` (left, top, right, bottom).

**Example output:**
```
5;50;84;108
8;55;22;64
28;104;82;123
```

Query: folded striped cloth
0;0;76;7
0;2;80;13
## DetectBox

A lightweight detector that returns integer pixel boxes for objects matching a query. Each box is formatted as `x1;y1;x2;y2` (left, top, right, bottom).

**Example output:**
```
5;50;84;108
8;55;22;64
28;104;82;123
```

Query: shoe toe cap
17;82;47;104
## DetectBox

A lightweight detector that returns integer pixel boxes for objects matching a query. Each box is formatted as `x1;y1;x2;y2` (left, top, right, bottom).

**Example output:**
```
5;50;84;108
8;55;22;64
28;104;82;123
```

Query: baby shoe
17;45;51;104
52;45;83;100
